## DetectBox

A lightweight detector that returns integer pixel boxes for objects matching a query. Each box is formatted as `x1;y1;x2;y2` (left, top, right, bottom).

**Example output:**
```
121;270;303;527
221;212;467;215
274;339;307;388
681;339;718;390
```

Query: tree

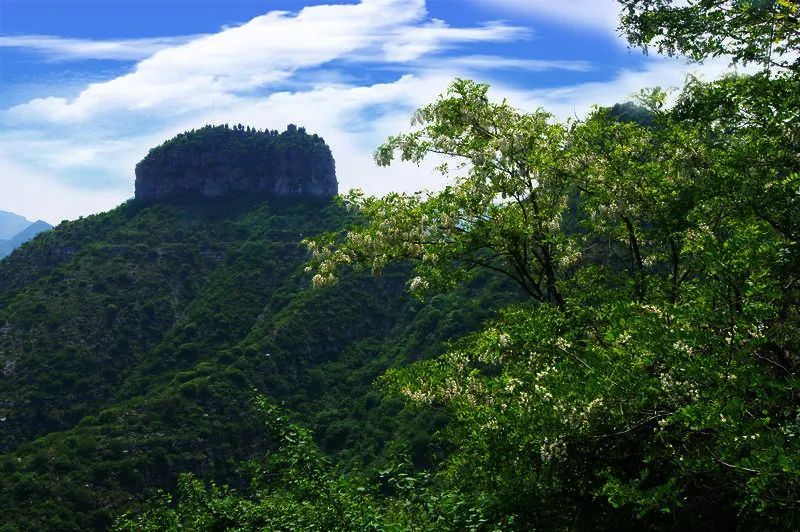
304;46;800;532
306;73;799;527
113;398;490;531
306;79;573;309
618;0;800;72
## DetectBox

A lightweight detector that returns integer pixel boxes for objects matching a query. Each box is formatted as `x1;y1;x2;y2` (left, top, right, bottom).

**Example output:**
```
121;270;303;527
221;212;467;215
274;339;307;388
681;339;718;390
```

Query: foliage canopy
619;0;800;72
296;4;800;526
20;0;800;529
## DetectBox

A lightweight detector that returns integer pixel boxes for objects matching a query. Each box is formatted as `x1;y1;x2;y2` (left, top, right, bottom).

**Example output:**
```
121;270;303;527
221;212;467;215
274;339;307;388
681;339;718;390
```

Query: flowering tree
305;71;799;531
306;79;573;309
120;1;799;529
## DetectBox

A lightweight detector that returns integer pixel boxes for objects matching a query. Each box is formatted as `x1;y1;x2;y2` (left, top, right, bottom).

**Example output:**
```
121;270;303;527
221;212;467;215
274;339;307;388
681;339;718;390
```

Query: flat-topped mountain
135;124;338;201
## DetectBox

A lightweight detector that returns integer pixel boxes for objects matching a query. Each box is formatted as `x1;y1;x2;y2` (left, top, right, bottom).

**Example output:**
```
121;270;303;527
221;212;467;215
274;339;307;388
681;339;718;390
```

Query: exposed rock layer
135;124;338;201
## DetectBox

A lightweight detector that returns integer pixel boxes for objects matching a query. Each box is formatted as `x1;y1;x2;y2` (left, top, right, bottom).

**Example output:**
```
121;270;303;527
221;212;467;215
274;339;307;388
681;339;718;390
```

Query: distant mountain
7;219;52;246
0;215;53;259
0;210;32;240
607;101;654;127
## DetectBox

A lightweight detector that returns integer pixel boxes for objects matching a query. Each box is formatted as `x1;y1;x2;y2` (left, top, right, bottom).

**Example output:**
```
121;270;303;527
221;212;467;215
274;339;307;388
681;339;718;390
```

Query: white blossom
409;276;429;293
540;436;567;462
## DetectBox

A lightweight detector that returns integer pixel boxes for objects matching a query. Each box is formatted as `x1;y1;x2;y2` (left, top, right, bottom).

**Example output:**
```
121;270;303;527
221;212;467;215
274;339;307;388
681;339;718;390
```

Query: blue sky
0;0;733;224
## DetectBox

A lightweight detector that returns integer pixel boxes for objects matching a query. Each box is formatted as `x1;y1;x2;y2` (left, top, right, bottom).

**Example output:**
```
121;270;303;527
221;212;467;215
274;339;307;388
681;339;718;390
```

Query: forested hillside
2;1;799;530
0;193;520;530
120;1;798;530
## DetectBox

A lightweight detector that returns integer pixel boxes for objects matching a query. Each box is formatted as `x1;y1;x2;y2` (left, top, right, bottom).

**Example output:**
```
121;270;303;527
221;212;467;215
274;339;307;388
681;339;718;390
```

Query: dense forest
2;1;799;530
0;194;520;530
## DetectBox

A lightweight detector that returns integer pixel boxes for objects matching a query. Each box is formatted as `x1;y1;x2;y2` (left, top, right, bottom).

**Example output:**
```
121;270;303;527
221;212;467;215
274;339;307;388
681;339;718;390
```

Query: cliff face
135;124;338;201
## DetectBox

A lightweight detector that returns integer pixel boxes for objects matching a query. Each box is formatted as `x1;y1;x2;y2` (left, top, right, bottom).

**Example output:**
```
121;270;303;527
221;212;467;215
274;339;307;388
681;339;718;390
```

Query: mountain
0;210;31;240
8;220;52;245
135;124;337;201
0;126;520;530
0;241;11;259
0;214;53;260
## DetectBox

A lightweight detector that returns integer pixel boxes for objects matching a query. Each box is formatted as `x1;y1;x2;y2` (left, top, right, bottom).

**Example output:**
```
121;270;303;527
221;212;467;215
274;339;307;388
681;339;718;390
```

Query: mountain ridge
0;213;52;260
0;210;31;240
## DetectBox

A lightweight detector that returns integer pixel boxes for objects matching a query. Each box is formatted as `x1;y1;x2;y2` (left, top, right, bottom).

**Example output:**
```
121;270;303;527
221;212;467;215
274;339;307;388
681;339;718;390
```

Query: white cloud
382;19;528;61
4;0;524;123
0;158;129;224
0;133;142;187
442;54;592;72
0;34;201;61
0;0;741;224
491;56;741;120
143;73;457;193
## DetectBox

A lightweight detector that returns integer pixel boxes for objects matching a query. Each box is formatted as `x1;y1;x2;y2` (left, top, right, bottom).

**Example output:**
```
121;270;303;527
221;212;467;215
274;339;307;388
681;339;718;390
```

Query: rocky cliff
135;124;338;201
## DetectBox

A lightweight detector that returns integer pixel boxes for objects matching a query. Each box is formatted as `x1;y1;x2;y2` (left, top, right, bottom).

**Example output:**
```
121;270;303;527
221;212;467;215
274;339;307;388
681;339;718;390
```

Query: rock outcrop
135;124;338;201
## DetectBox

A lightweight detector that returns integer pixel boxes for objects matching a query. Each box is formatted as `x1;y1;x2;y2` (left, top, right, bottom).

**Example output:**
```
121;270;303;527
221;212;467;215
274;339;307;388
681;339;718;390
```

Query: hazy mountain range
0;210;52;259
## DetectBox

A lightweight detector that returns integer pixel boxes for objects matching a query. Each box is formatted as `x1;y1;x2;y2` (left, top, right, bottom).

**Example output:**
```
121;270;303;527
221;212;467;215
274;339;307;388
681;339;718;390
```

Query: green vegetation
0;194;519;530
4;2;799;530
142;123;327;159
113;398;490;531
619;0;800;72
300;72;800;528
